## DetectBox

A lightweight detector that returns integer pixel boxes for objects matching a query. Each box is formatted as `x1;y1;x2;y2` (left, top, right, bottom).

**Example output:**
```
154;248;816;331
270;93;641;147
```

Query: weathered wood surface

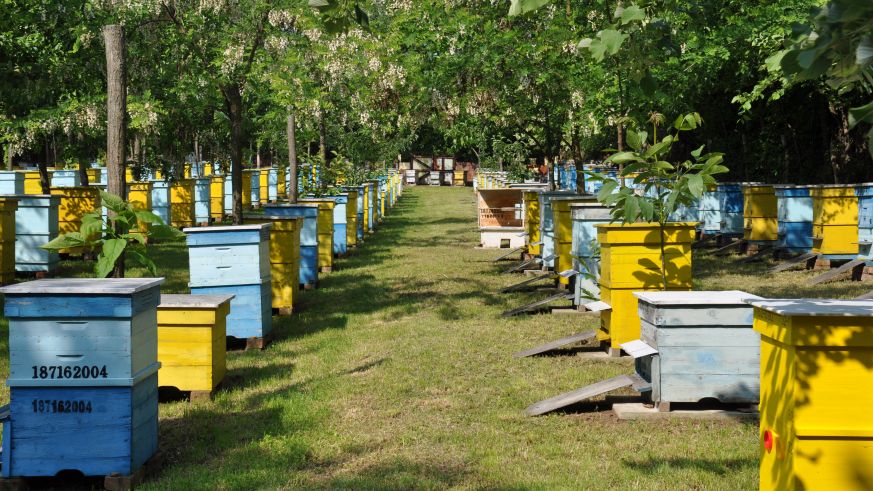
493;246;525;262
190;281;272;340
504;257;541;274
501;292;573;317
500;273;554;293
160;294;234;309
736;245;773;263
525;374;649;417
0;278;164;295
769;252;820;273
747;298;873;316
807;258;866;285
513;330;596;358
713;239;747;256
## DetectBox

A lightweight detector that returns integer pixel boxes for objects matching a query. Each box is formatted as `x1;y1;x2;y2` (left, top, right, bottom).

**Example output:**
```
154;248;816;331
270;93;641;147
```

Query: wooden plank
501;292;573;317
492;246;525;262
612;403;758;421
501;273;555;293
713;239;747;256
855;291;873;300
808;258;866;285
504;257;541;274
525;374;648;416
513;330;596;358
736;246;773;264
769;252;820;273
692;233;720;249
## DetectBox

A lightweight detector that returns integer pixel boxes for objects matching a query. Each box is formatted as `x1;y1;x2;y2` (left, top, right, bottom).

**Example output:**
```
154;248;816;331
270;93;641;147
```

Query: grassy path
144;186;757;490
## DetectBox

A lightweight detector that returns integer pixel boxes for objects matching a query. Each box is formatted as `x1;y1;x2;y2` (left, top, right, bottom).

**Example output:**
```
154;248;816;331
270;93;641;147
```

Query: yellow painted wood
259;168;269;204
85;168;99;184
0;198;17;284
302;200;335;269
552;197;597;285
743;184;779;242
277;166;286;196
524;191;541;256
126;181;152;234
50;186;100;254
20;171;41;194
125;168;134;182
183;163;192;179
811;185;859;256
380;189;386;218
157;303;229;392
170;178;196;228
242;169;255;209
346;190;358;247
755;307;873;491
596;222;695;349
245;216;302;311
210;175;225;221
362;184;371;233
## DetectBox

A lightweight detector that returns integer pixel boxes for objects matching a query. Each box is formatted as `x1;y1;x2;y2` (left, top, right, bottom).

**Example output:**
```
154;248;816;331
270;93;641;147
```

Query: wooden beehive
0;171;24;194
277;166;286;196
126;181;153;235
775;185;814;253
538;191;577;268
150;179;171;225
0;278;163;478
13;195;59;273
631;291;761;409
743;184;778;243
20;170;42;195
811;185;858;258
267;168;279;202
523;191;541;256
296;200;334;271
50;169;81;187
243;169;258;209
0;197;17;283
355;185;365;240
245;215;302;313
185;224;272;340
363;182;374;233
301;196;347;256
718;183;744;235
750;298;873;491
157;294;232;393
193;177;211;225
552;196;598;285
344;189;359;248
210;175;225;221
698;185;721;234
50;186;101;254
570;201;611;304
596;223;695;351
259;168;269;204
262;204;319;288
170;178;196;228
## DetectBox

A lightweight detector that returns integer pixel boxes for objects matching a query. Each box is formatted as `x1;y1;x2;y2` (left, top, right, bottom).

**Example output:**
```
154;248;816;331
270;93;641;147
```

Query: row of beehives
511;189;873;491
0;173;405;483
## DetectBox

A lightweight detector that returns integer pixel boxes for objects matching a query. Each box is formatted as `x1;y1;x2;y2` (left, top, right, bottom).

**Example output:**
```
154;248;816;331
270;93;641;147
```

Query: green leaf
624;195;639;223
638;198;654;222
690;145;705;158
597;180;619;202
626;129;643;151
127;248;157;276
95;238;126;278
620;5;645;25
849;100;873;128
135;210;166;226
100;191;127;214
606;151;643;164
40;232;87;251
687;173;704;197
148;225;186;240
600;29;628;57
508;0;554;16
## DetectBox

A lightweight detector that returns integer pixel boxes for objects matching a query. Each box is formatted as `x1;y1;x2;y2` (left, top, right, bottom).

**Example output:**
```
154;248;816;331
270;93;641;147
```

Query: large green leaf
100;191;127;214
126;248;157;276
849;100;873;127
687;173;704;197
508;0;554;16
95;238;127;278
620;5;645;25
600;29;628;57
40;232;86;251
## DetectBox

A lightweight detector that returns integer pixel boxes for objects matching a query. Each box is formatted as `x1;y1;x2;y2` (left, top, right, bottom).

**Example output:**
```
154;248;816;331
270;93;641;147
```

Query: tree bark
103;22;127;278
223;83;245;224
828;102;850;185
318;105;328;166
37;162;51;195
287;110;298;203
78;161;90;187
4;144;12;170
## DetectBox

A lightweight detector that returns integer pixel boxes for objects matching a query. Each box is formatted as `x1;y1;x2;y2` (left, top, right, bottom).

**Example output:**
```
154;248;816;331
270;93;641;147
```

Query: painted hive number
32;365;108;380
31;399;93;414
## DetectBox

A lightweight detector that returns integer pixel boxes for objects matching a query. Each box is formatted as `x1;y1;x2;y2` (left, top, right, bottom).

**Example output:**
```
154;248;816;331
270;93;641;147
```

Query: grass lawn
1;185;868;489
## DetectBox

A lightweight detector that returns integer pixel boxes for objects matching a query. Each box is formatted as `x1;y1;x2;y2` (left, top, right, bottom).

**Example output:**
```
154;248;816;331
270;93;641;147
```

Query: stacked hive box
126;182;153;236
523;190;541;256
356;185;365;240
297;200;335;272
0;198;17;283
259;169;269;205
0;278;163;478
750;299;873;490
185;224;273;343
193;177;211;225
743;184;779;245
277;166;286;196
170;179;196;228
344;189;359;248
698;185;721;235
157;294;233;396
0;171;24;194
538;191;577;269
210;175;225;222
267;168;278;202
719;183;744;236
570;201;611;305
244;169;258;209
20;170;41;195
812;185;859;260
50;186;100;255
364;182;374;233
302;196;347;257
631;291;761;410
775;185;814;254
262;204;320;289
150;179;172;225
13;195;59;273
49;169;81;187
596;223;695;353
857;183;873;261
245;215;302;314
552;196;597;286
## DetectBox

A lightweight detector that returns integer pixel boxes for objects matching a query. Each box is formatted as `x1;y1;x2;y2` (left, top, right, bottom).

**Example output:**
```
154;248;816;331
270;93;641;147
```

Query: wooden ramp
493;246;525;262
736;246;774;264
501;273;554;293
769;252;820;273
525;374;651;417
513;330;597;358
501;292;573;317
692;234;720;249
809;259;866;285
713;239;747;256
856;290;873;300
505;257;542;274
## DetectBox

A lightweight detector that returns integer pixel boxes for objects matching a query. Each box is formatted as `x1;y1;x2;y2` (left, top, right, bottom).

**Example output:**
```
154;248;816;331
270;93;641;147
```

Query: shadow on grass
621;456;757;476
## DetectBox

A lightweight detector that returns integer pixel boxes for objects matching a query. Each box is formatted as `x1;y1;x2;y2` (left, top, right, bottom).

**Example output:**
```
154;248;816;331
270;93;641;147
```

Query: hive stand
692;233;721;249
808;258;866;285
504;254;548;274
769;252;821;273
712;238;747;256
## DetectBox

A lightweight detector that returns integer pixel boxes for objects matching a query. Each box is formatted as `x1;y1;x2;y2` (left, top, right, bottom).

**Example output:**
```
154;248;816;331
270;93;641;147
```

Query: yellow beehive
596;222;695;350
203;163;213;176
242;169;254;209
752;298;873;491
259;168;269;204
524;191;541;256
245;215;301;314
50;186;101;255
20;170;41;194
210;175;225;221
454;169;465;186
183;163;192;178
157;294;232;395
277;166;286;197
86;168;99;184
0;198;18;284
126;181;152;235
552;196;597;285
362;183;371;233
170;178;195;228
811;185;858;257
125;168;134;182
345;189;358;248
380;188;387;218
301;200;335;271
743;184;778;242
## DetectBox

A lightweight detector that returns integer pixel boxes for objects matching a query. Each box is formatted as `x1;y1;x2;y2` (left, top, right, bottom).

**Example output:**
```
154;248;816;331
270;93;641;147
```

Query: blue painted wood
857;184;873;260
49;170;81;187
367;183;375;230
2;372;158;478
698;189;722;233
298;246;318;286
538;191;577;268
223;176;233;213
301;196;348;255
633;291;760;405
0;172;25;194
268;168;278;201
262;205;319;246
190;281;272;339
570;202;611;304
150;179;171;225
193;177;211;224
13;195;60;272
249;171;260;205
775;185;814;252
185;225;271;287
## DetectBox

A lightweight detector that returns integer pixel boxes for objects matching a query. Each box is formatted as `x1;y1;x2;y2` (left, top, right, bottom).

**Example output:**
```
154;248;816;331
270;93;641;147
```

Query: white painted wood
0;278;164;295
621;339;658;358
159;294;234;309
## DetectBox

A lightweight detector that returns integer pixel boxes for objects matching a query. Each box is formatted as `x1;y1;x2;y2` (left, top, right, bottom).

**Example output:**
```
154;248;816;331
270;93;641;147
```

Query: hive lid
160;293;234;308
745;299;873;317
183;223;271;233
0;277;165;295
635;290;762;305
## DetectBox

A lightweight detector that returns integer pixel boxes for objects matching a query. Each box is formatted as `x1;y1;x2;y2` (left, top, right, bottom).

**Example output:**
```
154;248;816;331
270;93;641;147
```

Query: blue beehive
13;195;60;272
367;182;376;230
718;183;744;235
775;185;814;253
856;184;873;261
348;185;365;241
150;179;171;225
268;168;279;202
185;224;272;340
50;169;81;187
249;171;260;206
0;278;163;479
698;186;722;234
302;195;348;256
570;201;611;305
538;191;577;268
0;171;25;194
193;177;211;225
262;204;319;288
223;175;233;213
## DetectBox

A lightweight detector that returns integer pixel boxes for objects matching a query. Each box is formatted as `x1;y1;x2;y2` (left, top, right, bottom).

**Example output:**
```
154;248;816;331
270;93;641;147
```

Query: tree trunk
571;128;586;193
318;105;328;166
4;144;12;170
103;21;127;278
78;161;90;187
287;110;298;203
546;156;555;191
828;102;850;185
224;83;245;224
37;162;51;195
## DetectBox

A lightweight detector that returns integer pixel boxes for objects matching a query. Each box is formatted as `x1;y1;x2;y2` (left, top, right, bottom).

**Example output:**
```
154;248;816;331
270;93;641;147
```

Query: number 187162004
32;365;108;379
